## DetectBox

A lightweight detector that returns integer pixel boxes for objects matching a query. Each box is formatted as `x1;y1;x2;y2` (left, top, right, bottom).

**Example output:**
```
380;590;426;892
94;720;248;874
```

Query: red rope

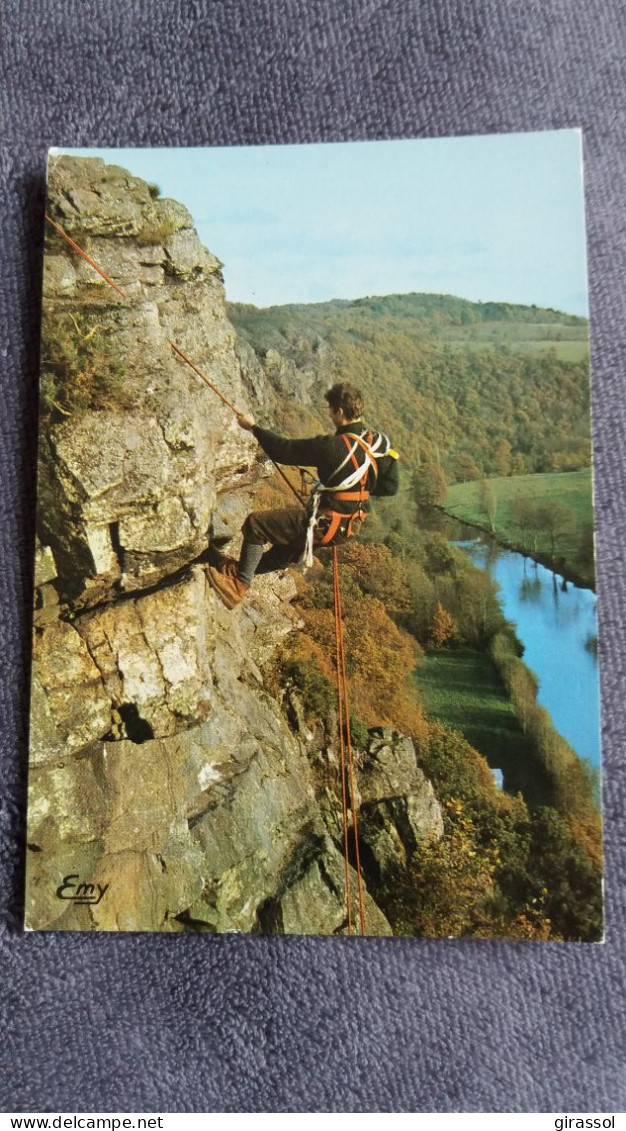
333;547;353;935
44;214;129;299
169;340;240;414
45;214;304;507
332;547;366;936
167;341;303;506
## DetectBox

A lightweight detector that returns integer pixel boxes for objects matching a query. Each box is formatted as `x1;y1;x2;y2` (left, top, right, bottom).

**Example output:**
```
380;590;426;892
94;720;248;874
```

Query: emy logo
56;874;109;905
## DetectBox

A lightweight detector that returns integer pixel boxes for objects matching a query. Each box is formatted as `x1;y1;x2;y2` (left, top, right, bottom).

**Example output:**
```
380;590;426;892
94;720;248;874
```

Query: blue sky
58;131;588;314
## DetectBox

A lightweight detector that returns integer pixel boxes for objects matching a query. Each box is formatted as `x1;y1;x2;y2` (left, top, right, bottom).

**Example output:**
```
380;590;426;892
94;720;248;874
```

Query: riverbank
462;541;601;769
441;469;595;590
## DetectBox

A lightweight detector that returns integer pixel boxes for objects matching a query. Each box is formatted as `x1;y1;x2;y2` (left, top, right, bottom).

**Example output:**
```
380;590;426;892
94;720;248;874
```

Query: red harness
315;432;379;546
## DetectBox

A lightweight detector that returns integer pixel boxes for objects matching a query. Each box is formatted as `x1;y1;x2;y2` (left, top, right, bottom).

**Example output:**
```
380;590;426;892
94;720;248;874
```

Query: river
457;537;601;768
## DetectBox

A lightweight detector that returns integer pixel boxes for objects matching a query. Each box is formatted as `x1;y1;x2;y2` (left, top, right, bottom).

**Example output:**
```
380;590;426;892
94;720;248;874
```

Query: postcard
26;133;602;937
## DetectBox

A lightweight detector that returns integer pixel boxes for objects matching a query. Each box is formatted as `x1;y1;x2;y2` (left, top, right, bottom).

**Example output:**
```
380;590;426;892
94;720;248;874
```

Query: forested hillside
260;471;602;941
236;290;601;941
229;293;591;482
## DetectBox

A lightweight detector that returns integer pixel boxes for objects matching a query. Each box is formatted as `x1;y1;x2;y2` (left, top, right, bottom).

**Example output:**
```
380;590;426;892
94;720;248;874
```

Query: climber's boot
207;566;249;609
214;552;239;577
205;543;239;576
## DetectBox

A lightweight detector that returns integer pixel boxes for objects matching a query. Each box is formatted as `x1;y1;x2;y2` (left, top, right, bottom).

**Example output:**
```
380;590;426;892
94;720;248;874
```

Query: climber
207;382;400;608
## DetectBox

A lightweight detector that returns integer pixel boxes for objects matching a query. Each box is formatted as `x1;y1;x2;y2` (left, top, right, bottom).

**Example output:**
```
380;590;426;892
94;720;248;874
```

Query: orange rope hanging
44;214;304;506
332;547;366;936
332;547;353;935
169;342;304;506
44;215;129;299
169;340;241;414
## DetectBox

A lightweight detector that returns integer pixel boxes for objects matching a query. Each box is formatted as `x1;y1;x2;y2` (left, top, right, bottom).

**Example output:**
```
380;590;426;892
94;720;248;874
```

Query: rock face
229;307;337;421
26;156;442;934
357;729;444;880
38;156;262;610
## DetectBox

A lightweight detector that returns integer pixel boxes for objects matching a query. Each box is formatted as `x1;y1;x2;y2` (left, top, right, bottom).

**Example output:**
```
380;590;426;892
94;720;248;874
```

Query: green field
418;649;549;805
444;469;594;585
443;337;588;363
440;320;589;363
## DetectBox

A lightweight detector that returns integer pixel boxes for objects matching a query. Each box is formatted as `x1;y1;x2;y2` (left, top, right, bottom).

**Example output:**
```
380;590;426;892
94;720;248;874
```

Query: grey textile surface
2;0;625;1113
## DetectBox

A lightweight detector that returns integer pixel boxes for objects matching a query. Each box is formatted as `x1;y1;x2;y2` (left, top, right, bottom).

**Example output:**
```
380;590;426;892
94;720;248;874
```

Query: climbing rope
169;340;241;414
45;212;366;935
332;546;353;936
44;215;304;506
332;546;366;935
44;214;129;299
168;341;304;504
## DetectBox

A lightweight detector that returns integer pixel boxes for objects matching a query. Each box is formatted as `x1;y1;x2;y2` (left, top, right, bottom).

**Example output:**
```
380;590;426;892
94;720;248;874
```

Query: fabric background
1;0;625;1113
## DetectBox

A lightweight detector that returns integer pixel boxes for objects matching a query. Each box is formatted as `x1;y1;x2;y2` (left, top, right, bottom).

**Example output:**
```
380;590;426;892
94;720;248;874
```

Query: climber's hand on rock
236;414;255;431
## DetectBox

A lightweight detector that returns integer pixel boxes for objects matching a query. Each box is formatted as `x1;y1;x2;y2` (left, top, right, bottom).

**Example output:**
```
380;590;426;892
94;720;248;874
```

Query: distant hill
228;292;591;481
233;291;586;327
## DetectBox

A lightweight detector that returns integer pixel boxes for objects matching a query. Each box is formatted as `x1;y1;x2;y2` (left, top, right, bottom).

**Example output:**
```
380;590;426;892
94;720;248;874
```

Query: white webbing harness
303;430;393;567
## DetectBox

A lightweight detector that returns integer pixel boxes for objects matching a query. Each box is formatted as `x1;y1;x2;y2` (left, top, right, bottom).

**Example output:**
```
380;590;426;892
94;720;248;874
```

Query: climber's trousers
242;506;308;548
239;507;308;581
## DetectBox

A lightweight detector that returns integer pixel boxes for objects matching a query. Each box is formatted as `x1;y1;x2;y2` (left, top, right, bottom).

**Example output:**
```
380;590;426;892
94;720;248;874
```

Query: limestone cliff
26;156;442;934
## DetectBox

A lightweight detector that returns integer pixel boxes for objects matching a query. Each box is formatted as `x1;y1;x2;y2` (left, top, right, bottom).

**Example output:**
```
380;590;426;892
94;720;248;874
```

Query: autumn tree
490;630;538;733
429;603;458;648
539;501;576;558
512;498;576;560
405;800;499;937
437;567;503;646
512;497;544;554
454;452;482;482
342;596;425;733
479;478;498;532
423;533;458;576
493;438;513;477
403;562;436;643
412;463;448;508
337;541;412;614
291;580;425;738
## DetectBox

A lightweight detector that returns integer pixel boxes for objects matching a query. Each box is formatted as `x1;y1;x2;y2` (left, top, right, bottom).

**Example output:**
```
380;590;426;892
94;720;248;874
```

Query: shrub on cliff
281;657;335;720
336;541;413;614
40;310;129;418
286;564;426;738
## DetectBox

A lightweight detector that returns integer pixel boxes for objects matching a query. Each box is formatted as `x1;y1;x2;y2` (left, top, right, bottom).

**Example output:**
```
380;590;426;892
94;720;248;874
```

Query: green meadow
440;319;589;363
418;649;550;806
443;468;594;585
